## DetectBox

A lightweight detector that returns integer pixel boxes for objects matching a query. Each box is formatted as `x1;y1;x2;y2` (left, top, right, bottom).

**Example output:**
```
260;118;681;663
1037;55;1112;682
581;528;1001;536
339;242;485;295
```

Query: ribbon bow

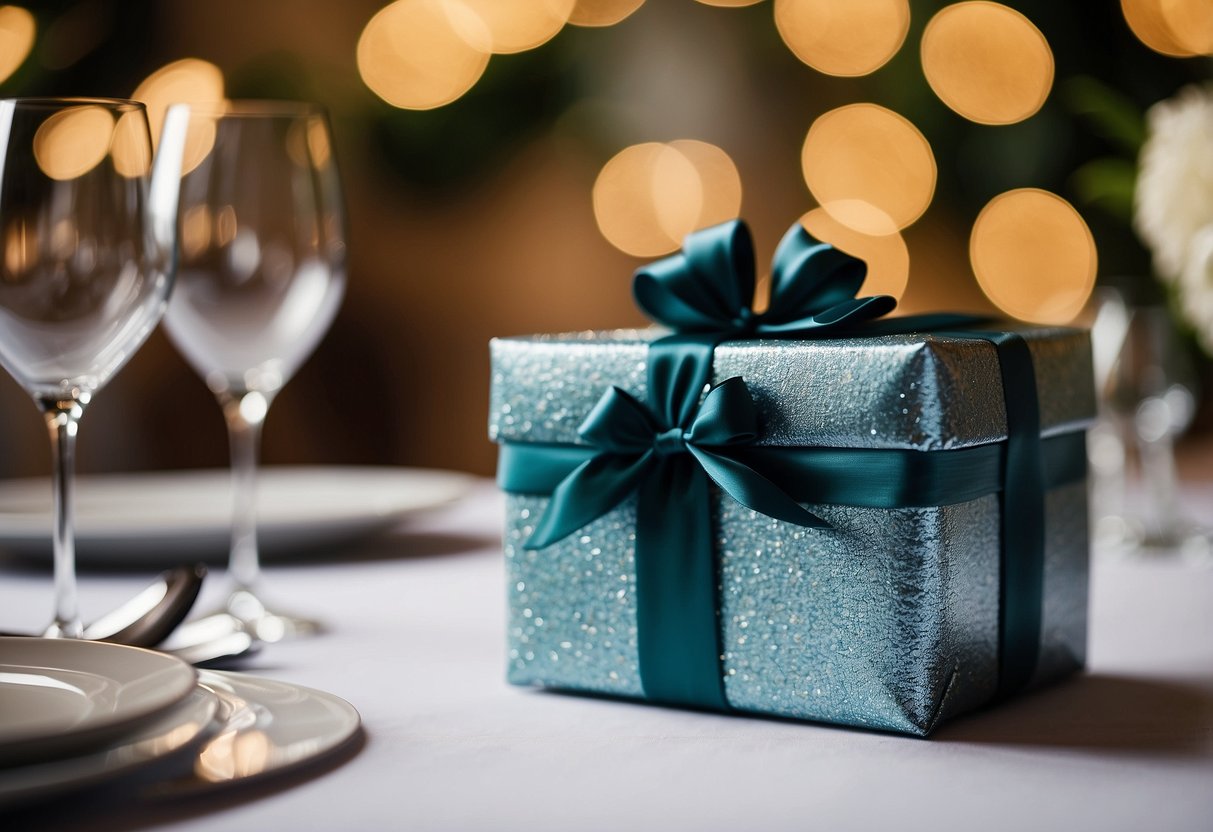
633;219;896;336
526;374;826;550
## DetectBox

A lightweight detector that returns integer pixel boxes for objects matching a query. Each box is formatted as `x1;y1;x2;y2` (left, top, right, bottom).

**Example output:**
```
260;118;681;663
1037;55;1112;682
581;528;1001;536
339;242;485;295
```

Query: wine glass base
225;589;324;643
42;620;84;639
1095;514;1213;565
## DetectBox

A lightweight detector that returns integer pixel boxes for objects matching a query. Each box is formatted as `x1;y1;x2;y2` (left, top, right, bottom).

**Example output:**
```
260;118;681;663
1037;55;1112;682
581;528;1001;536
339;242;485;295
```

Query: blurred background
0;0;1210;479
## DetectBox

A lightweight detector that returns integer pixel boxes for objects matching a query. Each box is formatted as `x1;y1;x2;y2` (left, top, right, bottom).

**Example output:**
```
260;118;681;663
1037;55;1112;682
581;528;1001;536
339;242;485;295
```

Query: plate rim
169;670;364;792
0;465;477;561
0;637;198;767
0;685;220;807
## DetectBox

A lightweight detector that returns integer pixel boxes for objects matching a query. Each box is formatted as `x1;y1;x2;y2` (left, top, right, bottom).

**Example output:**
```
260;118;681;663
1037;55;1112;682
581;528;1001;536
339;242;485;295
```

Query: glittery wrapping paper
492;327;1093;735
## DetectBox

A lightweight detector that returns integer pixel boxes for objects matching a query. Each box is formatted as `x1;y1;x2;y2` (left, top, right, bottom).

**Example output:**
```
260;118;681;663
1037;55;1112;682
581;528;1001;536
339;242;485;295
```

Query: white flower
1134;83;1213;283
1179;224;1213;356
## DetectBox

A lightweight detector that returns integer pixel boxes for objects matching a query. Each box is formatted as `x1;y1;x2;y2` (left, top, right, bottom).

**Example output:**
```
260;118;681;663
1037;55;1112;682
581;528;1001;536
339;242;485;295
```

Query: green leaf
1070;157;1137;222
1062;75;1146;156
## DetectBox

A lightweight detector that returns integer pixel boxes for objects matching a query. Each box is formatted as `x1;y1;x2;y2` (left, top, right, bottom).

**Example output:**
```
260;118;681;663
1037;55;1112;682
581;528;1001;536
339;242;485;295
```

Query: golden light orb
131;58;224;145
568;0;645;27
801;103;936;235
33;105;115;181
460;0;574;53
130;58;225;176
593;140;743;258
0;5;35;85
1159;0;1213;55
774;0;910;77
921;2;1053;126
285;116;333;170
800;206;909;301
970;188;1097;325
593;142;695;257
649;144;704;245
667;139;743;233
1121;0;1197;57
357;0;492;111
109;110;154;178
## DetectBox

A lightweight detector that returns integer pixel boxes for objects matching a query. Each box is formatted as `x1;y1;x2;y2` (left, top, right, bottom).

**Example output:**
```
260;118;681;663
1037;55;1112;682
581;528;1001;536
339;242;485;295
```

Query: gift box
489;220;1094;736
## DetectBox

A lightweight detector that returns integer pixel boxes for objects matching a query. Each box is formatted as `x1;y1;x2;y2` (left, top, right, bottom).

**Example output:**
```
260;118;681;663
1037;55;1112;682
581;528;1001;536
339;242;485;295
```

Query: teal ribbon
502;219;1071;711
633;220;896;337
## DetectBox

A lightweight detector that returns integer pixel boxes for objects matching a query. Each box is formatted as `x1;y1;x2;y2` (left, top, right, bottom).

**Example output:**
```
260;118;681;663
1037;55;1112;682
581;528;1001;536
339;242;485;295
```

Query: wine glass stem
1140;431;1180;540
222;392;268;596
42;400;85;638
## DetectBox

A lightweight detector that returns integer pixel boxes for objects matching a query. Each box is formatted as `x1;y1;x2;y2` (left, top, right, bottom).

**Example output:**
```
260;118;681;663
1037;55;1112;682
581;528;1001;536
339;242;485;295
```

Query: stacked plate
0;637;361;809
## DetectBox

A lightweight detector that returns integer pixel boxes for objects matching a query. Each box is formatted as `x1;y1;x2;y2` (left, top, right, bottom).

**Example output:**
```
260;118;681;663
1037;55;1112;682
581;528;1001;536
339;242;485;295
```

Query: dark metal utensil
86;564;208;647
0;564;206;648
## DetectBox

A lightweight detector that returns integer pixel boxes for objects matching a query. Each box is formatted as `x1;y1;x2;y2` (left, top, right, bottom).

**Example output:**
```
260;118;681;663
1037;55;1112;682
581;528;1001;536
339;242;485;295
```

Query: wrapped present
489;220;1093;736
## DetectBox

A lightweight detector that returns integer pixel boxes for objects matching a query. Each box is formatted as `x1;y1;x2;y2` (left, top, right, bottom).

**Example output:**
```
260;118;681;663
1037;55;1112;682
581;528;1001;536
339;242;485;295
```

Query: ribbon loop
633;219;896;338
578;386;657;453
685;376;759;447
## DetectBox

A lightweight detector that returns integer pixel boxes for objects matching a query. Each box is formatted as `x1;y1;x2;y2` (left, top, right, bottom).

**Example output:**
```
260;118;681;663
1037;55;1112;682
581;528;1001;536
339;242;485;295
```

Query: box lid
489;325;1094;451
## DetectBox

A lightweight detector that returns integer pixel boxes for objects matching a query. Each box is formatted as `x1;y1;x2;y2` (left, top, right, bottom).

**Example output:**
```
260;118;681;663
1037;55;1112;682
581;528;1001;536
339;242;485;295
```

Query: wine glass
1104;303;1204;555
163;101;346;641
0;98;188;636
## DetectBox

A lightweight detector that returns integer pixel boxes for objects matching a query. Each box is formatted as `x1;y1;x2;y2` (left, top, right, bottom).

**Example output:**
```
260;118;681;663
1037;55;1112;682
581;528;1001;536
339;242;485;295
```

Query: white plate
0;466;474;565
154;670;362;794
0;686;220;808
0;638;197;766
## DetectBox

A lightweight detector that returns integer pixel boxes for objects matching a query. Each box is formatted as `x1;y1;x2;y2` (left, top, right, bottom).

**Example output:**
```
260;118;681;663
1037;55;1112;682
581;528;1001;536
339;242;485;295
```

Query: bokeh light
594;143;699;257
593;140;742;257
357;0;492;111
800;207;909;300
1158;0;1213;56
130;58;224;175
33;105;115;181
286;117;333;170
921;2;1053;126
109;110;154;178
801;103;935;235
970;188;1097;324
460;0;574;53
774;0;910;77
180;204;212;260
0;5;35;85
568;0;645;27
667;139;743;233
695;0;765;6
1120;0;1206;57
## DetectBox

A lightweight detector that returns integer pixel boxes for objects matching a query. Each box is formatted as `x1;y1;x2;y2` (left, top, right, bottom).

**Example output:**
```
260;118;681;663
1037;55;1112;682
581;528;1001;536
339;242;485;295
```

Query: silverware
158;612;261;666
85;564;207;647
0;564;206;648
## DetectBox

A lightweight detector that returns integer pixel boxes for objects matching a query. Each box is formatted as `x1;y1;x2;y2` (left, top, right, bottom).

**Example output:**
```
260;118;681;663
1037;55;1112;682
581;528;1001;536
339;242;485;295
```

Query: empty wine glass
0;98;188;636
1105;304;1204;554
163;101;346;641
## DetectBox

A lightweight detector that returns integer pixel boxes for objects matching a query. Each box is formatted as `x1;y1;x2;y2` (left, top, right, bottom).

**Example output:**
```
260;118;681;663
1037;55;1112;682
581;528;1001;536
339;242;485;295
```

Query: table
2;480;1211;832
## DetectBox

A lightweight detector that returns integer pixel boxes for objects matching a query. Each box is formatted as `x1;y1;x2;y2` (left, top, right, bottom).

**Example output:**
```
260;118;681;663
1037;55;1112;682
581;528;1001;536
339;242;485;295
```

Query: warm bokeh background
0;0;1210;479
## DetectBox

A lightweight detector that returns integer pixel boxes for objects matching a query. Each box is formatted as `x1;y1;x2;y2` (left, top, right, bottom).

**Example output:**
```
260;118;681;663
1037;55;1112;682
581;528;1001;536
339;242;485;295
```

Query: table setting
2;2;1213;831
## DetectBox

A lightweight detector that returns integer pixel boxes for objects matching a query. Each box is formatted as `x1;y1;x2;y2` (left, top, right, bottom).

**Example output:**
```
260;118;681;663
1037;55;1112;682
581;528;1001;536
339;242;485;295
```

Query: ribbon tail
688;446;831;529
525;451;654;549
635;457;727;710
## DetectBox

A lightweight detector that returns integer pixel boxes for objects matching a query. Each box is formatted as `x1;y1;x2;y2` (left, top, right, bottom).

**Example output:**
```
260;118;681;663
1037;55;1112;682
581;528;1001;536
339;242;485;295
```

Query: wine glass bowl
163;101;346;639
0;98;187;636
1103;304;1205;554
0;100;167;404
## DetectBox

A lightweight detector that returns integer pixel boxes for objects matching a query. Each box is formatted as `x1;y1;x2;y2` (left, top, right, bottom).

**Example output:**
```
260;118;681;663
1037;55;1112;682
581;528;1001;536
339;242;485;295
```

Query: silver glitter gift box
489;327;1093;735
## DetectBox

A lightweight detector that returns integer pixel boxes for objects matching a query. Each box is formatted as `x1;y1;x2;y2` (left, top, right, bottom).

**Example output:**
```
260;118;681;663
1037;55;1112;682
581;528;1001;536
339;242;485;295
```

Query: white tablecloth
2;480;1211;832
